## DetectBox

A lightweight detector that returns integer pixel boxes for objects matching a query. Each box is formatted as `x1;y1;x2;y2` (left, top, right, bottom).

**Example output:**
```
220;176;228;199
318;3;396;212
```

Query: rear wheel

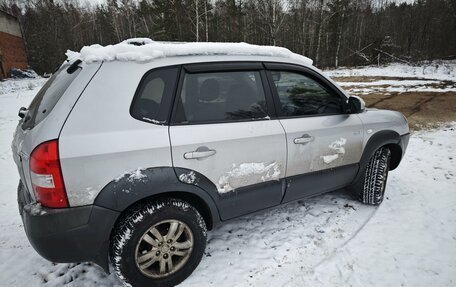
350;147;391;205
110;199;207;287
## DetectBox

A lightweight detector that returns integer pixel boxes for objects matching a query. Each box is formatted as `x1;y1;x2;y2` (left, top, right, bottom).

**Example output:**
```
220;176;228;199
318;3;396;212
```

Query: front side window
174;71;268;124
131;67;179;124
270;71;343;117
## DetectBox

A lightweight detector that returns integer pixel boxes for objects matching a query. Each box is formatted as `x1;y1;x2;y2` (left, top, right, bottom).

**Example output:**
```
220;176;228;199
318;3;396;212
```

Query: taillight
30;140;68;208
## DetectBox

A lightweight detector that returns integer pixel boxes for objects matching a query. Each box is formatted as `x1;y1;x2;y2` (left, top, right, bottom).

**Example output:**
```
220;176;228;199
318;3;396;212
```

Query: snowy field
325;61;456;81
325;61;456;95
0;63;455;286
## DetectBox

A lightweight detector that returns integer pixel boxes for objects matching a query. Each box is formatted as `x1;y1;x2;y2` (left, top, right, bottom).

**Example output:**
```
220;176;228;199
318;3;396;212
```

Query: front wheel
350;147;391;205
110;199;207;287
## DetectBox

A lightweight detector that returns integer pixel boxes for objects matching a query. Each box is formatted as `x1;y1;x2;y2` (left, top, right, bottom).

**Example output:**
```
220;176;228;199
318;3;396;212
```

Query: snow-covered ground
0;64;455;286
324;61;456;95
324;61;456;81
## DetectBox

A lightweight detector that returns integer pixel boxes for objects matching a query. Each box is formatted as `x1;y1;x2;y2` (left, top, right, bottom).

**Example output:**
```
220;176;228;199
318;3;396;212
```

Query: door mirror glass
348;96;366;113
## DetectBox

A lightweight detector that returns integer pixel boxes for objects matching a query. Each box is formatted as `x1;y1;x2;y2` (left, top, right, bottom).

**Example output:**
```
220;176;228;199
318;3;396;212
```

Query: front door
266;67;363;202
169;65;287;219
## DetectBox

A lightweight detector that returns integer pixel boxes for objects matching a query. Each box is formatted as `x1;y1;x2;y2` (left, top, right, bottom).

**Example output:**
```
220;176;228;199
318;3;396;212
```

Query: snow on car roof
66;38;313;65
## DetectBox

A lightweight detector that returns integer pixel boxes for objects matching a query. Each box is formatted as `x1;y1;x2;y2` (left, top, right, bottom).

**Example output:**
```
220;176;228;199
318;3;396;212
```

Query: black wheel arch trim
94;167;222;230
353;130;406;184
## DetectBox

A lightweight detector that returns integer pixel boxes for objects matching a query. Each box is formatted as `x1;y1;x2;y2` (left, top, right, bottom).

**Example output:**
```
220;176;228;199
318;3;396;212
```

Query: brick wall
0;31;28;79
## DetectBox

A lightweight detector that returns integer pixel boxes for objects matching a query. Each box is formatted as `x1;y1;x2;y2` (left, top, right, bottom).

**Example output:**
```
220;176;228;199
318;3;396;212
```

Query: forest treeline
1;0;455;74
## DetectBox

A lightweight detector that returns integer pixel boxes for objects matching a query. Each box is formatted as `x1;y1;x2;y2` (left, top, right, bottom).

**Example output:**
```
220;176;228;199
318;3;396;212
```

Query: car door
265;63;363;202
169;63;287;220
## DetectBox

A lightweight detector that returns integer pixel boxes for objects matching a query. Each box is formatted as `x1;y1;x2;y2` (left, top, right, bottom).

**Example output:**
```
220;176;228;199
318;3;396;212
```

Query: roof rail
67;39;314;66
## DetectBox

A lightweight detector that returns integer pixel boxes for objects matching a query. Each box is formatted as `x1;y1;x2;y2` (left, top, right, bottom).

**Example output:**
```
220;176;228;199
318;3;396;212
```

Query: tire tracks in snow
311;203;379;270
233;195;380;287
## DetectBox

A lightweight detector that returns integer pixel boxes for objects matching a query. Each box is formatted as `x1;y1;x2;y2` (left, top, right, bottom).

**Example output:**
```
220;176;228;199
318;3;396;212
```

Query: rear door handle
294;134;315;145
184;146;216;160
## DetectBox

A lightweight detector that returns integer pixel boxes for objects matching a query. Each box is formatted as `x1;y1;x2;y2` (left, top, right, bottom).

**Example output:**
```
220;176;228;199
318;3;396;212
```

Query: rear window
130;67;179;124
22;63;81;130
174;71;268;124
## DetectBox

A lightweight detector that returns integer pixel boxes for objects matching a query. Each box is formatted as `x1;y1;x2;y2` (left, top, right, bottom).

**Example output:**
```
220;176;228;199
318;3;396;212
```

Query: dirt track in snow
332;75;456;130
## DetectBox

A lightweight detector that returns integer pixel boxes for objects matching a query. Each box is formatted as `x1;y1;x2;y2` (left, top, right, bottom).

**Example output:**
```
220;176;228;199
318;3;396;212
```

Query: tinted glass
22;63;81;130
131;67;179;124
175;71;268;124
271;71;343;117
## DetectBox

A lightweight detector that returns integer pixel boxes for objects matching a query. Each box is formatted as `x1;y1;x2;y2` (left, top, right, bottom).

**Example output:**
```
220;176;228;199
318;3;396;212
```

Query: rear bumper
18;182;119;272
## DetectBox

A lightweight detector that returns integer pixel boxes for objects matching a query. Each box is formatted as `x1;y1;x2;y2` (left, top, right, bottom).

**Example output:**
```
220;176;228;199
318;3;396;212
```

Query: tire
110;199;207;287
350;147;391;205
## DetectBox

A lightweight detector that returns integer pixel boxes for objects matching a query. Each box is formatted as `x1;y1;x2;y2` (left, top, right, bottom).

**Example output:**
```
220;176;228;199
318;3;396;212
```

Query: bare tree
0;0;455;73
255;0;287;46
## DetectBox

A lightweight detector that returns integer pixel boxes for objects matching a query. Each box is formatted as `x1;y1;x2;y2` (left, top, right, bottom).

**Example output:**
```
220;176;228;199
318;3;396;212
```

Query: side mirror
347;96;365;114
18;107;28;119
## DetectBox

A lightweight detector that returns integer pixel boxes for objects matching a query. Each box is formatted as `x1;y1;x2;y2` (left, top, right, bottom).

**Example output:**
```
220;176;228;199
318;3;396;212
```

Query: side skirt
282;163;359;204
217;163;359;223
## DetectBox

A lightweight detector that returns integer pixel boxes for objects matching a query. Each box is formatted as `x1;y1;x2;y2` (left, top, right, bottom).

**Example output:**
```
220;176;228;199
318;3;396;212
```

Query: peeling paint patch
114;168;147;183
329;138;347;154
179;171;197;184
24;203;47;216
218;162;281;194
128;168;146;181
321;138;347;164
84;186;99;201
322;154;340;164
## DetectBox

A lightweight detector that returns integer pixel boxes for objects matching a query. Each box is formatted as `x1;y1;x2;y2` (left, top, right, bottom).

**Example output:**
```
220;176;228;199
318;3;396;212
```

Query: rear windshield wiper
18;107;28;119
67;59;82;74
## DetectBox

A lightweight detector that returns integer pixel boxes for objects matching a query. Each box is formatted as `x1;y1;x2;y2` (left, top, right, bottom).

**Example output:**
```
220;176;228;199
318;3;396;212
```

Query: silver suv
12;41;409;287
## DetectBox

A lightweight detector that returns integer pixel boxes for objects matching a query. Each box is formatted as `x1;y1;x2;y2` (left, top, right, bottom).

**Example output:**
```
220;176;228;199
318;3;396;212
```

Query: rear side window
174;71;268;124
270;71;343;117
130;67;179;124
22;63;81;130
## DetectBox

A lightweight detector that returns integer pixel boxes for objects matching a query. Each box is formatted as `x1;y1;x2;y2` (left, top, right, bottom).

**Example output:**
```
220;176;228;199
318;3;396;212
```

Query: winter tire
110;199;207;287
351;147;391;205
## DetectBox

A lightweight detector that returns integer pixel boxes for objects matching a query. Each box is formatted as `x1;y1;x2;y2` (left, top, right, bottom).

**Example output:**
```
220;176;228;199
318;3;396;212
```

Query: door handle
184;146;216;160
294;134;315;145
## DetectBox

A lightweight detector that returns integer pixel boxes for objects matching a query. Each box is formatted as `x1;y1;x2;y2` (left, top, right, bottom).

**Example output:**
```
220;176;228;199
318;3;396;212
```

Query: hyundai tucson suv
12;40;409;287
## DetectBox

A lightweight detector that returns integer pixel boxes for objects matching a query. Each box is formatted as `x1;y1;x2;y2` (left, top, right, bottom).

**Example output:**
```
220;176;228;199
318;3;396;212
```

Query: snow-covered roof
66;38;313;66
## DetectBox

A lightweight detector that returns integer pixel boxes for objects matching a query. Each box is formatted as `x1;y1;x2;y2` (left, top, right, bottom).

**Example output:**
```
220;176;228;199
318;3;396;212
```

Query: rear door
265;63;363;202
169;63;287;220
